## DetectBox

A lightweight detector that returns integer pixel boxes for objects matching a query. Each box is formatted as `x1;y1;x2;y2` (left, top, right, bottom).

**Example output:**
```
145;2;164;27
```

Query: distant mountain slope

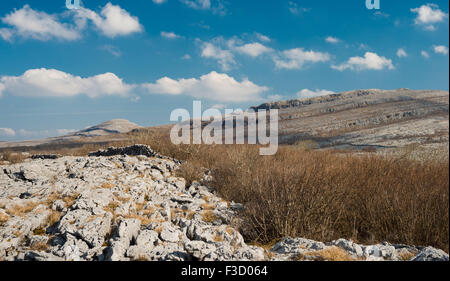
71;119;142;137
251;89;449;149
0;119;141;149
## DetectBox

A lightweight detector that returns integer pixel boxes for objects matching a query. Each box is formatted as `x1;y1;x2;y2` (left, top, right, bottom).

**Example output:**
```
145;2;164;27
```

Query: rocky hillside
0;145;447;261
253;89;449;149
0;119;141;149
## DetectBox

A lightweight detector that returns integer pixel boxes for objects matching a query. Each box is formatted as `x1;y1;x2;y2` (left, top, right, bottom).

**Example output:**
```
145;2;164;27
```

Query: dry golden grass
202;210;219;223
170;208;183;219
30;241;49;252
175;160;205;187
213;232;224;242
155;226;163;234
303;247;354;261
62;194;79;208
116;196;131;203
6;201;40;217
398;251;417;261
99;183;115;189
105;202;120;212
0;211;9;226
46;211;62;227
134;255;150;261
225;227;235;235
33;227;46;235
185;211;196;220
0;151;27;164
123;214;154;225
200;203;216;210
44;192;61;206
141;207;155;216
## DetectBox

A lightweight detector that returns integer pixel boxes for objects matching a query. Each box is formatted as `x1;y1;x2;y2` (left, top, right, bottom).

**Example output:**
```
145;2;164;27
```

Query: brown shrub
0;151;27;164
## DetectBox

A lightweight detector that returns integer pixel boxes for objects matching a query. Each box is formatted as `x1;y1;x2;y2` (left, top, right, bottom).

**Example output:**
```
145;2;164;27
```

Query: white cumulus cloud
255;33;271;42
200;42;235;71
296;89;335;99
0;128;16;137
0;28;13;41
397;48;408;58
433;45;449;55
273;48;330;70
421;50;430;58
161;31;181;39
234;42;273;57
142;71;268;102
76;3;143;38
0;68;133;98
153;0;167;4
332;52;394;71
325;36;340;44
411;4;448;31
181;0;227;15
1;5;81;41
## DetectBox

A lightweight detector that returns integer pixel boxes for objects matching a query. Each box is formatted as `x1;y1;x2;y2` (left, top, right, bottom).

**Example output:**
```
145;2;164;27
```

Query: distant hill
70;119;142;137
251;89;449;149
0;119;141;149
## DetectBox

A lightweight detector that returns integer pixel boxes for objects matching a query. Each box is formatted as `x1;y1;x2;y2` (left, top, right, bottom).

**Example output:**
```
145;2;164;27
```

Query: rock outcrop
0;145;448;261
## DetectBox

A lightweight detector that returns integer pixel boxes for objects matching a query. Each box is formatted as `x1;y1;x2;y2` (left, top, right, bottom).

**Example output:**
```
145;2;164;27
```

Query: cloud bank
0;3;142;41
142;71;268;102
0;68;133;98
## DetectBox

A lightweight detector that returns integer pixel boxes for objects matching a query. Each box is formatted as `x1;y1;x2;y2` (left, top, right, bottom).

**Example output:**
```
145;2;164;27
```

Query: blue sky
0;0;449;141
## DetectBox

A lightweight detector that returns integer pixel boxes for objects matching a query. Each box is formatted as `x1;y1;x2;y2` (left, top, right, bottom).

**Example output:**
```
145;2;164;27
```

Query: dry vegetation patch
202;210;219;223
302;247;354;261
6;201;41;217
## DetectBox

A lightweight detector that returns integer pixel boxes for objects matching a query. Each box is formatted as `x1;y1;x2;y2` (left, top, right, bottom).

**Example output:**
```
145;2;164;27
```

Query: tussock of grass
0;151;27;164
33;227;46;236
100;183;115;189
303;247;354;261
46;211;62;227
213;232;224;242
202;210;219;223
0;211;9;226
123;214;154;225
30;241;50;252
200;203;216;210
6;202;40;217
62;194;79;208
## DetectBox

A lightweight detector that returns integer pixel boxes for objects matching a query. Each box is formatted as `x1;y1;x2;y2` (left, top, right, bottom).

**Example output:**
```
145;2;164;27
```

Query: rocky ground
0;145;448;261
